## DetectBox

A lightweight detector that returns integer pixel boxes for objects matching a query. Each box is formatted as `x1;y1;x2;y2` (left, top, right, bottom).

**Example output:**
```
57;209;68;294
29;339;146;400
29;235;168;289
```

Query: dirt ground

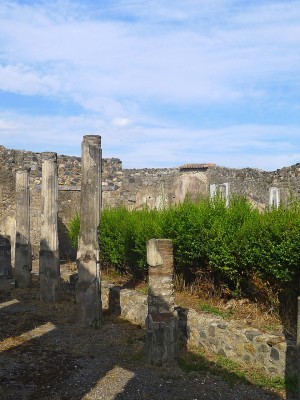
0;271;296;400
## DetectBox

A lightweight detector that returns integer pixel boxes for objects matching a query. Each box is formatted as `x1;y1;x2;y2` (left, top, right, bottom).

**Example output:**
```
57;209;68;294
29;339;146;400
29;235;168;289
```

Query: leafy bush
67;196;300;297
162;198;213;282
66;213;80;250
100;207;163;277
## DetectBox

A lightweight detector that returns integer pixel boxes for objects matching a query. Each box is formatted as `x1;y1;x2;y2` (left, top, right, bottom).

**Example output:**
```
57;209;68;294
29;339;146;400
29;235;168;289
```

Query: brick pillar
15;168;32;287
76;135;102;327
39;152;60;302
146;239;177;365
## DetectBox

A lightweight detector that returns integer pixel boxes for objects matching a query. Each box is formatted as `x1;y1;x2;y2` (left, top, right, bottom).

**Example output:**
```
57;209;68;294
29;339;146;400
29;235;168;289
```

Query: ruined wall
101;282;296;378
208;166;271;209
104;167;208;209
208;164;300;209
1;145;300;261
0;146;130;259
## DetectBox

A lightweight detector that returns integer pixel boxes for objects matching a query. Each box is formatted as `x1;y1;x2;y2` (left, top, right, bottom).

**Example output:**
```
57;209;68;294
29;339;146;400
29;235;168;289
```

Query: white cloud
0;118;21;131
112;117;132;127
0;0;299;106
0;0;299;171
0;64;61;96
0;110;298;172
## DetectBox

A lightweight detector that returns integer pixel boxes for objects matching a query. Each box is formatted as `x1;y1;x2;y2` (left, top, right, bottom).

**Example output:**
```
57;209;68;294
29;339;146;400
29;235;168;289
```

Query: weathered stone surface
146;239;178;365
146;315;177;366
244;330;261;341
258;344;270;353
2;144;300;261
270;347;280;361
15;168;32;287
0;235;12;277
101;281;296;378
39;152;60;303
245;343;256;355
208;324;216;337
76;135;102;327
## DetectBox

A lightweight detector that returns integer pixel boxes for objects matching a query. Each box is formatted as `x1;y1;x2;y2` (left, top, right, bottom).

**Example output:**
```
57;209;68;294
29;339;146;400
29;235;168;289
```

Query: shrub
66;213;80;250
99;207;163;277
67;196;300;297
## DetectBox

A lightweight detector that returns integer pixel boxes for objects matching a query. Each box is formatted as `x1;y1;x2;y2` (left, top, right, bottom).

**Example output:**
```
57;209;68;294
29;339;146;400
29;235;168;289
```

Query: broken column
15;168;32;287
76;135;102;327
146;239;178;365
39;152;60;302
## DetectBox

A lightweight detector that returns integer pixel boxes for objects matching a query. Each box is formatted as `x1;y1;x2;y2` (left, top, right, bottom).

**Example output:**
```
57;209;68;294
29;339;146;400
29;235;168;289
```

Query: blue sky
0;0;299;170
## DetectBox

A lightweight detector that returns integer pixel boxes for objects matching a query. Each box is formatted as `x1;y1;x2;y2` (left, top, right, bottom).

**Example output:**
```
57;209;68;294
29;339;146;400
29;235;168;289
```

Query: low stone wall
102;282;148;325
101;282;296;378
177;308;296;378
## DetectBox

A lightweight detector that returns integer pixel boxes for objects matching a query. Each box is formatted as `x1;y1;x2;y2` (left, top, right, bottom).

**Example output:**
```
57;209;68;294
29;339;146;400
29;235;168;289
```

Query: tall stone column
146;239;178;365
15;168;32;287
76;135;102;327
39;152;60;302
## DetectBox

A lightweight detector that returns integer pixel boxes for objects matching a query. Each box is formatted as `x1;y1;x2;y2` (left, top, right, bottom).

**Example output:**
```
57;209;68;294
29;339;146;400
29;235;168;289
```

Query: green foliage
99;207;134;271
100;207;163;277
67;196;300;295
66;213;80;250
199;303;233;319
162;198;213;282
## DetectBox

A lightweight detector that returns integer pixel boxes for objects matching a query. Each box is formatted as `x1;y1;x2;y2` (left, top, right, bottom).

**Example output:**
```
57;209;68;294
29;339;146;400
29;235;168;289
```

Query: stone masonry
39;152;60;303
146;239;178;365
101;282;296;379
14;168;32;288
1;145;300;260
76;135;102;328
0;235;11;277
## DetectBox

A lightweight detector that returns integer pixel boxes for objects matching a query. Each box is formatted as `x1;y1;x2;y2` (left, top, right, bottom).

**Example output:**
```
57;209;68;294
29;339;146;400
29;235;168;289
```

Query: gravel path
0;277;295;400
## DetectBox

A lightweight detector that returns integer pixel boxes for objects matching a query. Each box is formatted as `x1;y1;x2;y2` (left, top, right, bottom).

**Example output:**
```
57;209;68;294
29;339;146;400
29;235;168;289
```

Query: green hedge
67;196;300;294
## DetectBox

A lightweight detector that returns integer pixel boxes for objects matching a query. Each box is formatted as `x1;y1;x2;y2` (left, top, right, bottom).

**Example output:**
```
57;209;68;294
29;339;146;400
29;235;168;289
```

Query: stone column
76;135;102;327
0;236;11;277
146;239;177;365
39;152;60;302
15;168;32;287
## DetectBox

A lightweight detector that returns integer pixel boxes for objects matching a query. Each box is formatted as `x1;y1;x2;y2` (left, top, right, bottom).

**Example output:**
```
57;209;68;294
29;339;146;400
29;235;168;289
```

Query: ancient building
0;144;300;262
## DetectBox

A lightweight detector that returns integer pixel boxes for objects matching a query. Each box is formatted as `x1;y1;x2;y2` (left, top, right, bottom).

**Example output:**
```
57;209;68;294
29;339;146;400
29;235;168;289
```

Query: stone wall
0;146;209;259
101;282;296;379
0;146;130;259
1;144;300;261
102;282;148;325
208;164;300;209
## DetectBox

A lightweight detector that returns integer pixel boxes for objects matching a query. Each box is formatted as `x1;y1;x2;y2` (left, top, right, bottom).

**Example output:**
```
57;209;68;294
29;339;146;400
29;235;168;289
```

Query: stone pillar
146;239;177;365
0;236;12;277
15;168;32;287
76;135;102;327
39;152;60;302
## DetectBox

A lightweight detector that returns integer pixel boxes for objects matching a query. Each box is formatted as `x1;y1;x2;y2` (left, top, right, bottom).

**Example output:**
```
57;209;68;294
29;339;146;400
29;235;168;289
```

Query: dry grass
61;262;290;336
99;265;288;336
175;291;283;333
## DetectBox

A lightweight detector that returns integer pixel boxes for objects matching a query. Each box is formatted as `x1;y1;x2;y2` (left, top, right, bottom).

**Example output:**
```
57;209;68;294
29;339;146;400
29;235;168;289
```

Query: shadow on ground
0;275;295;400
